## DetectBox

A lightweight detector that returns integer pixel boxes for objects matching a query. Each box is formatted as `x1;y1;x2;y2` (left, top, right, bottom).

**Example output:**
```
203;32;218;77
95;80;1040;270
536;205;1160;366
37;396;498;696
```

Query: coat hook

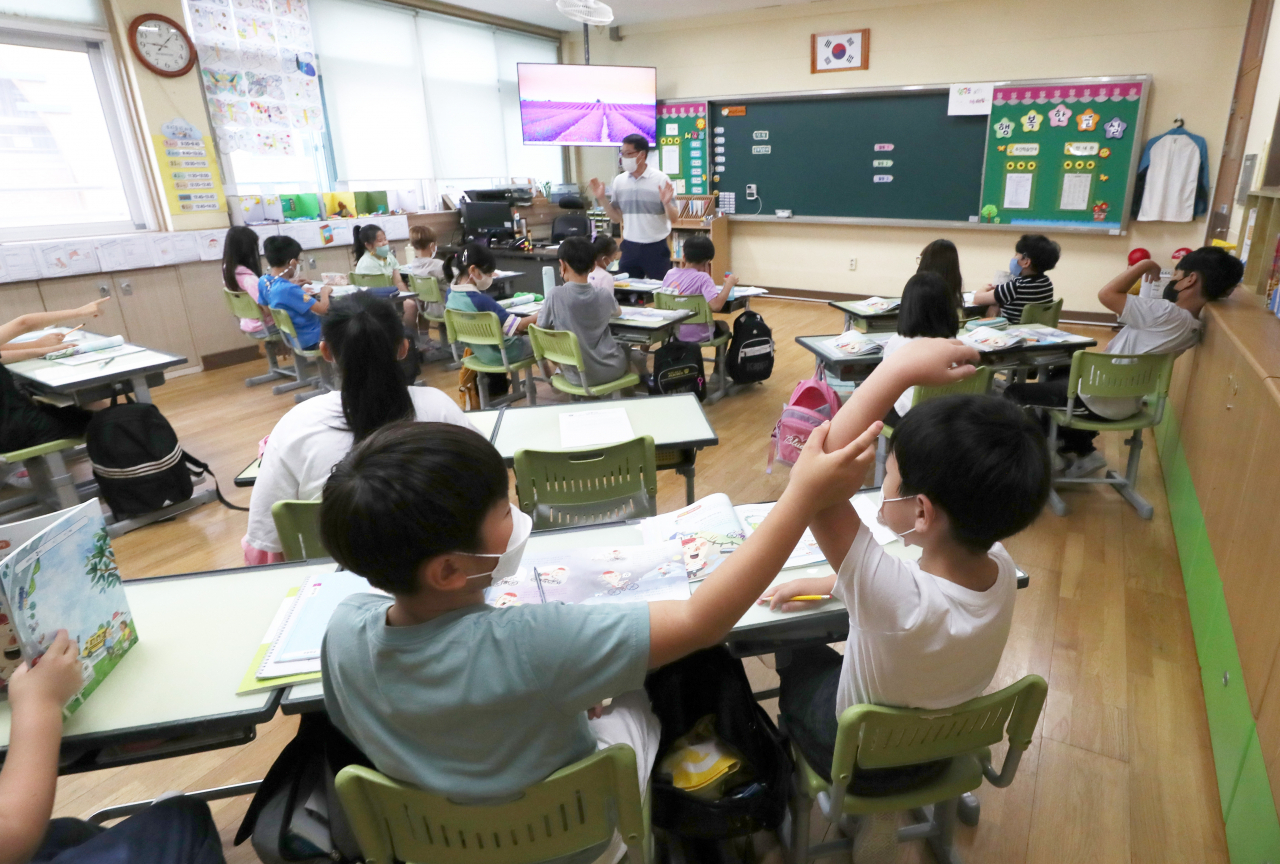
1173;115;1185;128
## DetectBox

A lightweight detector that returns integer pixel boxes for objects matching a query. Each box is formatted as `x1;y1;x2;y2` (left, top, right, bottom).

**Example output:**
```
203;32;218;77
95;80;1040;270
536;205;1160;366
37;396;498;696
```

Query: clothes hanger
1172;115;1185;129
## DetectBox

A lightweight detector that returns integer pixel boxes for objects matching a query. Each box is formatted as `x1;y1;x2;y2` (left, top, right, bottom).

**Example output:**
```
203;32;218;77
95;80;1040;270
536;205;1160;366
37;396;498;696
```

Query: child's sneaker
3;468;31;490
1065;450;1107;478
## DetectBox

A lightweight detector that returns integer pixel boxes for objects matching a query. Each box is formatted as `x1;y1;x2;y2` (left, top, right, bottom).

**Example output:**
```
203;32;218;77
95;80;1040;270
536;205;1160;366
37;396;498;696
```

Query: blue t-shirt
262;274;321;348
322;595;650;799
445;283;531;367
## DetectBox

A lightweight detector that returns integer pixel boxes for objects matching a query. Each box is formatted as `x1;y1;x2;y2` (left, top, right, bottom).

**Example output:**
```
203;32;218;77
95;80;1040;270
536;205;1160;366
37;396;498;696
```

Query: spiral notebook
254;568;385;682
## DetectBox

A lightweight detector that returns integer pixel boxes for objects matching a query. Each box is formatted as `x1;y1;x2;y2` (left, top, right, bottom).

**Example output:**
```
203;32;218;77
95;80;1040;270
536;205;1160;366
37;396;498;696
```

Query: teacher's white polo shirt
609;165;672;244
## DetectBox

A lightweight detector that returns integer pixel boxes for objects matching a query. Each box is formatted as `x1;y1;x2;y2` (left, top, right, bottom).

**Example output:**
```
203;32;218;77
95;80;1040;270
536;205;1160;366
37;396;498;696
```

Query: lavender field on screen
520;101;656;145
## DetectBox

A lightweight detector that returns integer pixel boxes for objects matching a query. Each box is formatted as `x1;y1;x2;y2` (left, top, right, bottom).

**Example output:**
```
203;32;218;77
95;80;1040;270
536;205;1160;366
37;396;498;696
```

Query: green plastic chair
0;438;84;517
514;436;657;531
270;499;324;561
1046;351;1174;519
528;325;640;400
408;274;452;359
1018;298;1064;327
349;271;393;289
653;292;732;404
267;307;333;403
875;366;993;485
789;674;1047;864
222;288;304;391
444;308;538;409
335;745;652;864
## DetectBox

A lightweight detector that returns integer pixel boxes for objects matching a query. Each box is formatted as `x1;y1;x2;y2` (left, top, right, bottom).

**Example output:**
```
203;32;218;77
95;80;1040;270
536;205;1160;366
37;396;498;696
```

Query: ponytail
443;242;496;284
352;223;381;263
321;293;414;443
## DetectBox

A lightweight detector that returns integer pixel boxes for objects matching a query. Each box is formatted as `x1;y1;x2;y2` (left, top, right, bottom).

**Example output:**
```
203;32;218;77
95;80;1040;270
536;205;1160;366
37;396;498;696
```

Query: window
0;29;149;241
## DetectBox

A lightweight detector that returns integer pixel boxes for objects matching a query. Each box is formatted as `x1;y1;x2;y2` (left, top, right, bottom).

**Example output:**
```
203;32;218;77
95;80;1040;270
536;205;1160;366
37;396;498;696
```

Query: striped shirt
993;274;1054;325
609;166;672;244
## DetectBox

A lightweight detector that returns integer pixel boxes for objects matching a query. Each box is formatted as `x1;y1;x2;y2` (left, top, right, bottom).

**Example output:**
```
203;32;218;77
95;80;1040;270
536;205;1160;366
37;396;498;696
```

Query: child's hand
759;579;830;613
75;297;111;319
879;337;980;388
786;420;880;514
725;274;739;289
587;702;606;719
8;631;82;713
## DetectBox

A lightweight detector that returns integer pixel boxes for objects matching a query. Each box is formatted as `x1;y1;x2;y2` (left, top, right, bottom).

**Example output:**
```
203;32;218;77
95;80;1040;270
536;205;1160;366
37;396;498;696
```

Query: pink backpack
768;372;843;473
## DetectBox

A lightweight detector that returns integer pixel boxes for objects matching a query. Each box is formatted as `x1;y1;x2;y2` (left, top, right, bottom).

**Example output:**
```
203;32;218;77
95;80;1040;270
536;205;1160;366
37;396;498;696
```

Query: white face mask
621;155;639;173
473;271;494;292
464;505;531;583
877;493;916;538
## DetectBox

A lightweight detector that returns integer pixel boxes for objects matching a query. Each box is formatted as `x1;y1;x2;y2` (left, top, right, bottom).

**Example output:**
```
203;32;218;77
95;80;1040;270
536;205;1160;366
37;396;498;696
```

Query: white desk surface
800;325;1096;366
611;307;694;330
8;331;185;393
468;393;717;459
0;561;334;749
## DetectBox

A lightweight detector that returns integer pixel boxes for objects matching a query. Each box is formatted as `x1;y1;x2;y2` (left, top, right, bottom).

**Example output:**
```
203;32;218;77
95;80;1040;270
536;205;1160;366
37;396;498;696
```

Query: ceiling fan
554;0;614;26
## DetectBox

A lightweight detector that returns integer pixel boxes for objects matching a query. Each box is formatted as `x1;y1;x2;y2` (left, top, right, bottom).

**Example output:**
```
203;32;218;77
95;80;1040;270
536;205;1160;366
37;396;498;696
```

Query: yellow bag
457;348;480;411
658;714;744;800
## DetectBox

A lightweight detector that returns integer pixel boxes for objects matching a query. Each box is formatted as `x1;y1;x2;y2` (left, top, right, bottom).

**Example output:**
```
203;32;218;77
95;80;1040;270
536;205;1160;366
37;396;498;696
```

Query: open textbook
484;542;690;608
825;331;888;357
0;501;137;716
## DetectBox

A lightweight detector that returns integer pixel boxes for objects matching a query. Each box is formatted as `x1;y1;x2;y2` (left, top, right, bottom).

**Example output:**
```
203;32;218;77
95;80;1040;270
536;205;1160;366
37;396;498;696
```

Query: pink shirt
588;267;615;291
661;268;718;341
235;265;266;334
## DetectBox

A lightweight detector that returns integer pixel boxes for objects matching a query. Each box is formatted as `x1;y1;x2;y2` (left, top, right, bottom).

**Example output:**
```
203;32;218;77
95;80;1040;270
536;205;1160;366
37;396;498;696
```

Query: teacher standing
589;133;679;280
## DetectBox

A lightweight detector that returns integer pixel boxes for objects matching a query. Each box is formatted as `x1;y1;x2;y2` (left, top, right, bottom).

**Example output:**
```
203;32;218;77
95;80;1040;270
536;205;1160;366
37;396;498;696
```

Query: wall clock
127;13;196;78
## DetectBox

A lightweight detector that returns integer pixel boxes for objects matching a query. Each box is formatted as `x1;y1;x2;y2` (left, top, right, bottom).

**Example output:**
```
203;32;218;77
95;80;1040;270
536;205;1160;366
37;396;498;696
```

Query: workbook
0;500;138;716
44;335;145;366
845;297;900;315
484;542;690;608
961;326;1025;351
824;330;885;356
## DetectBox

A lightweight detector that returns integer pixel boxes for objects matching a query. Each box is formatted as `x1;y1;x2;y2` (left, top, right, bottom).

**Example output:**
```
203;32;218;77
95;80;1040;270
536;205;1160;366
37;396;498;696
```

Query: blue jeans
32;797;224;864
618;239;672;280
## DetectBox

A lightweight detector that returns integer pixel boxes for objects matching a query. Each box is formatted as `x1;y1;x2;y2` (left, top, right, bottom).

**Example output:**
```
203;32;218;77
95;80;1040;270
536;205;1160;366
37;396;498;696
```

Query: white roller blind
416;13;505;181
311;0;432;182
495;30;562;183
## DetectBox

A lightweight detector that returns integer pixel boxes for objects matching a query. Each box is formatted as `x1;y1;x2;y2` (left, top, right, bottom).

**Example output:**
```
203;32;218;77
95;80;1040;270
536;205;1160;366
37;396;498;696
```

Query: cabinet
176;261;251;361
37;274;130;343
110;270;200;372
0;281;44;321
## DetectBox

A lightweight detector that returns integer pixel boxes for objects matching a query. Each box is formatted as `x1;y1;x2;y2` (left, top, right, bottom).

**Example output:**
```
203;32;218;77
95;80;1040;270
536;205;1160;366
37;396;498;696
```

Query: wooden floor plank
1026;739;1130;864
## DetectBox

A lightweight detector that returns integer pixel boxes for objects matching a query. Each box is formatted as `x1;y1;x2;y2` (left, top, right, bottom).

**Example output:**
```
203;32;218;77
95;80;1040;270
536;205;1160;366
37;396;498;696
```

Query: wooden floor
44;297;1226;863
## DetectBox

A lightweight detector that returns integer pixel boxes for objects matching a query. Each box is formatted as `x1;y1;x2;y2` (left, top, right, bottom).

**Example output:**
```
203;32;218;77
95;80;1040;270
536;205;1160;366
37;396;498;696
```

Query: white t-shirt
832;524;1018;714
609;166;672;244
1079;295;1202;419
244;388;474;553
882;335;917;418
1137;134;1200;222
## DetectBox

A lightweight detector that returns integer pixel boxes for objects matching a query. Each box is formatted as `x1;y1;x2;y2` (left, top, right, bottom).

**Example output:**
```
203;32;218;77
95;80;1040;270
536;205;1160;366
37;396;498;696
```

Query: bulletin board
656;102;709;196
978;79;1148;233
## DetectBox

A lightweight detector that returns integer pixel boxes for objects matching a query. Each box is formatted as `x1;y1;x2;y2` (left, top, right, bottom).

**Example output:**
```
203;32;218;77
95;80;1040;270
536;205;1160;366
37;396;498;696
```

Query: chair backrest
911;365;994;407
1066;351;1174;403
1018;298;1064;327
445;309;505;347
551;213;591;242
654;291;713;325
270;499;324;561
350;270;393;289
335;745;646;864
830;675;1047;783
528;325;585;371
410;274;443;305
267;306;304;349
514;436;658;531
224;287;265;321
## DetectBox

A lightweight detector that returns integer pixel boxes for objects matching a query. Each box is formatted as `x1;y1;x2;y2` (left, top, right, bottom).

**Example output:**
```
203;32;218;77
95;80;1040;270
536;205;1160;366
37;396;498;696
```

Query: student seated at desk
1006;246;1243;478
262;235;330;351
0;298;110;454
243;293;472;565
763;339;1051;794
916;238;965;311
221;226;269;335
537;236;629;389
971;233;1059;324
0;630;225;864
317;413;881;863
405;225;447;317
444;243;536;366
588;234;620;291
882;272;961;425
660;234;737;342
352;224;417;327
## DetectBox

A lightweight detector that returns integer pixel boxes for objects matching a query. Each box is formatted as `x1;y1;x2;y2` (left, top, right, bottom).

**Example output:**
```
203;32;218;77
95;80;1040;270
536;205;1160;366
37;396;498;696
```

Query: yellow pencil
758;594;832;604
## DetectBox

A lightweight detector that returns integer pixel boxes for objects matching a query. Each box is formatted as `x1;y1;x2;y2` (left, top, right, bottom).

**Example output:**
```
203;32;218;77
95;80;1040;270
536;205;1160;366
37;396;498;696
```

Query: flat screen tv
517;63;656;147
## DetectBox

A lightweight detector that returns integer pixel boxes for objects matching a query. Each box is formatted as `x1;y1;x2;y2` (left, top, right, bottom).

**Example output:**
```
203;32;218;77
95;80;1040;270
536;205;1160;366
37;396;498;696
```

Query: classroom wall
564;0;1251;314
1229;6;1280;243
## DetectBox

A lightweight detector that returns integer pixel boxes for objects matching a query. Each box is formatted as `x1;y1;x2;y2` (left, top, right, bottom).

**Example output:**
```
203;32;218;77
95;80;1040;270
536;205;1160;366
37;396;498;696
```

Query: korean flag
815;30;866;71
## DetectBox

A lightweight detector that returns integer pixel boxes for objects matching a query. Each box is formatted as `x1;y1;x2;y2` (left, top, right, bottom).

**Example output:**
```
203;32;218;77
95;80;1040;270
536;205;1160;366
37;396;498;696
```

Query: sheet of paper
1059;173;1092;211
328;221;355;246
661;144;681;176
150;234;179;266
169;232;201;263
383;214;410;241
92;239;126;272
255;223;280;254
196;229;226;261
36;243;72;279
1;245;42;282
279;222;322;250
851;492;901;546
1003;173;1033;209
947;82;994;115
118;237;156;270
53;344;145;366
735;502;826;568
559;408;636;449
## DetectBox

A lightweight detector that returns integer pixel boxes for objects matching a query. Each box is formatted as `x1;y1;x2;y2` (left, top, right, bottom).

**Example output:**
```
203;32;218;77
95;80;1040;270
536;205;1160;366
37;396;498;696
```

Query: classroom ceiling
452;0;817;31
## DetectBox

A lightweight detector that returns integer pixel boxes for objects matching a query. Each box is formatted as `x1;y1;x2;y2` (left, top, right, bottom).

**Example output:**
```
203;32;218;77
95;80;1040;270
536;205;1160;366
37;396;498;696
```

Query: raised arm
646;420;881;668
0;298;110;347
1099;259;1161;316
589;178;624;224
707;274;736;313
660;181;679;223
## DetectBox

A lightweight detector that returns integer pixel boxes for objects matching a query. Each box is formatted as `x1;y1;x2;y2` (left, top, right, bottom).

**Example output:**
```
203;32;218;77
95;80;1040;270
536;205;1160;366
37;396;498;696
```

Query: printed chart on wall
978;80;1146;232
151;118;226;216
656;103;709;195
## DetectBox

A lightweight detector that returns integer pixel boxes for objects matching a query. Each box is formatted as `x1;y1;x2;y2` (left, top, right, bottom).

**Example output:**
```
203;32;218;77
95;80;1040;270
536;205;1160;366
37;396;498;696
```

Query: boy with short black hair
660;234;737;342
1006;244;1243;477
537;236;630;388
764;349;1050;791
262;234;330;351
972;233;1060;324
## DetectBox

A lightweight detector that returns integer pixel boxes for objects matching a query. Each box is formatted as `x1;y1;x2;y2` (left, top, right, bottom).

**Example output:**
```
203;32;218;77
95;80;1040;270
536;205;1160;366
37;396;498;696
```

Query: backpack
725;311;774;384
86;398;245;519
767;372;842;473
644;647;792;840
650;339;706;400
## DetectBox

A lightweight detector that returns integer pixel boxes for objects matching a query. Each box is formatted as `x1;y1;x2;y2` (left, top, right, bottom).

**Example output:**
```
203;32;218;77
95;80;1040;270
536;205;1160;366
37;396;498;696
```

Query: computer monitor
461;201;514;241
466;187;535;206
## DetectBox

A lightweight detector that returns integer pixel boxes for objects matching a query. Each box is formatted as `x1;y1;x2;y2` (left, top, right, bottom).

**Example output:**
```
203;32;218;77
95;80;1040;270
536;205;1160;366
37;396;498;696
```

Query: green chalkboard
656;102;710;195
709;91;988;222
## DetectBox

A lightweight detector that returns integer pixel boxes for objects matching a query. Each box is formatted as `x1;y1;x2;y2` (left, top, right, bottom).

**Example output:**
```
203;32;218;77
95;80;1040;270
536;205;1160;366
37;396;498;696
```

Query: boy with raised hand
763;338;1051;793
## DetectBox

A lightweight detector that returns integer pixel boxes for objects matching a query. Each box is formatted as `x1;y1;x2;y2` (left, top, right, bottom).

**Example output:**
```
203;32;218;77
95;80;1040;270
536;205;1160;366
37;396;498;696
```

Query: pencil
66;323;86;335
757;594;832;604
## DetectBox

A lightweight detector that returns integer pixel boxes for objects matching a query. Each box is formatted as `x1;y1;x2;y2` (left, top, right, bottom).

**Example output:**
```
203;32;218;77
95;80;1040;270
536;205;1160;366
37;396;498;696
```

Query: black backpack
726;311;774;384
86;398;244;519
649;339;706;401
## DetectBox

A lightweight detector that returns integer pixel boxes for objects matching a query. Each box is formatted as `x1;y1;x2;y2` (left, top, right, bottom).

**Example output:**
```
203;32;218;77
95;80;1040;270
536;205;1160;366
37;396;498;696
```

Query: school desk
614;283;767;313
235;458;261;487
797;326;1099;382
610;306;695;346
829;295;988;334
6;332;187;406
468;393;717;505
